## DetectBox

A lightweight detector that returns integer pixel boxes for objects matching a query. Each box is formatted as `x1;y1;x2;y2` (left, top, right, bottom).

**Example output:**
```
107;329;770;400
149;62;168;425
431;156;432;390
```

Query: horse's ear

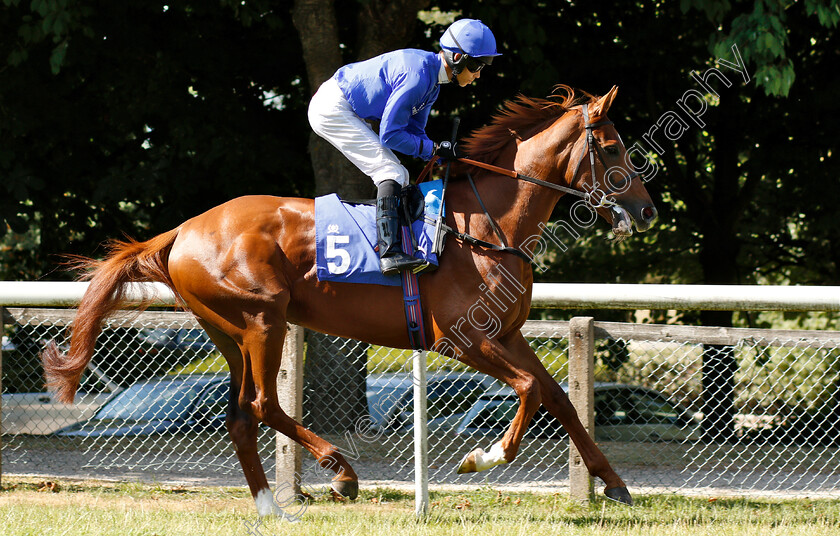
590;86;619;117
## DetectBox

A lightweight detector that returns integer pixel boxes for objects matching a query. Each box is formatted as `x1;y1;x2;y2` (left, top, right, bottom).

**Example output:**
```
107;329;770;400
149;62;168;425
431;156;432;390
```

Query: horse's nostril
641;206;656;221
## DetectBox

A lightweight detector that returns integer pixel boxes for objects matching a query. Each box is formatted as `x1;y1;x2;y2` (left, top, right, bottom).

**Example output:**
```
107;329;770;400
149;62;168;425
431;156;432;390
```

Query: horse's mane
462;84;593;162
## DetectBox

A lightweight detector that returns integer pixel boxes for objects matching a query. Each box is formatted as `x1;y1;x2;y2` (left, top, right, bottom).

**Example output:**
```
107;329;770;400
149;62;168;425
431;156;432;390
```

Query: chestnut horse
43;85;656;515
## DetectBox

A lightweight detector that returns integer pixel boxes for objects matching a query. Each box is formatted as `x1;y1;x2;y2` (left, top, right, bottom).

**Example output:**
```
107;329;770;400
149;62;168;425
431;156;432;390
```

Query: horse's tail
41;228;181;403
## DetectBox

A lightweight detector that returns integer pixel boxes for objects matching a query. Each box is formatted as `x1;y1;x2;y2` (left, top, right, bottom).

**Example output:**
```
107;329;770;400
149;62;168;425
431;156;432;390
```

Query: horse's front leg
453;331;543;474
539;374;632;504
455;331;633;505
520;335;631;504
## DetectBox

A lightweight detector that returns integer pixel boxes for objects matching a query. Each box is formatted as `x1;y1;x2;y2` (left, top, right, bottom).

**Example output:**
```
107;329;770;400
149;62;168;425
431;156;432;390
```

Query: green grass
2;477;839;535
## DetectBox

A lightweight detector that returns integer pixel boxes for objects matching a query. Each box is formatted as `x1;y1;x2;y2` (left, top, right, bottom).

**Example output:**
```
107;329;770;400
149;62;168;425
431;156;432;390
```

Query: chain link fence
2;307;839;497
588;325;840;497
1;308;274;485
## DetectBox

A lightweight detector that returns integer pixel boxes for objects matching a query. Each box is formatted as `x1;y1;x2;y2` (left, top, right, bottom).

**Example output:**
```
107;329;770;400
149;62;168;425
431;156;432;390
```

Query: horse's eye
605;145;620;155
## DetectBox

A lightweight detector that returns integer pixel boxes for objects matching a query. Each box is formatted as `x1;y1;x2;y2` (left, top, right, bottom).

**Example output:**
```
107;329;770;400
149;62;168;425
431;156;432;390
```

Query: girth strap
399;225;428;350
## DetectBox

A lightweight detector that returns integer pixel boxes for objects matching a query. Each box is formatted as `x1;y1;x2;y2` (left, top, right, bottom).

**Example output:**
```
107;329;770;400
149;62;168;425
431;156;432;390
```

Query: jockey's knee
372;164;409;188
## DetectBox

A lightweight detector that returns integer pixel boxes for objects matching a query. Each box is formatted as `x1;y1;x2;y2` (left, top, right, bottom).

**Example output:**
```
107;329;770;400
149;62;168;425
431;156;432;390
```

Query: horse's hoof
604;486;633;506
331;479;358;500
456;448;482;474
458;448;484;475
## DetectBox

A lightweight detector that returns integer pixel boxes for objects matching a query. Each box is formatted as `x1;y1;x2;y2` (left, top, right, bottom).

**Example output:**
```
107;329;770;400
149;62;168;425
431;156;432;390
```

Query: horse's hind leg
197;321;287;516
235;314;360;500
199;315;358;519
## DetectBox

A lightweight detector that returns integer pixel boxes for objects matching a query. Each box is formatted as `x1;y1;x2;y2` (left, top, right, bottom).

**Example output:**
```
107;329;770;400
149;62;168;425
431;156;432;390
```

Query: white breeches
308;78;409;187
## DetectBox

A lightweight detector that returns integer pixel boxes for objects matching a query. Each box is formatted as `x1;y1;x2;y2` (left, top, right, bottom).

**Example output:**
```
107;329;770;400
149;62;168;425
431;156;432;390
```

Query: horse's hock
2;301;839;498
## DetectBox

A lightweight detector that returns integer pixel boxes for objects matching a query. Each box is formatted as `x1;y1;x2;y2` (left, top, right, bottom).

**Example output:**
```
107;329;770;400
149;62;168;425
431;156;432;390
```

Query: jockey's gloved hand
434;141;464;162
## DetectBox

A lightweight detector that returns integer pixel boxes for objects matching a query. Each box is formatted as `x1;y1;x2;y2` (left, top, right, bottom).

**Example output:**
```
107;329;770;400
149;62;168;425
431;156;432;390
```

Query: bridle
421;103;644;263
456;103;643;208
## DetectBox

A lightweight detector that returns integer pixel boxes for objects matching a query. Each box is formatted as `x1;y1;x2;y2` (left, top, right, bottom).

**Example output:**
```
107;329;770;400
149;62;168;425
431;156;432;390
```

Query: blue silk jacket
334;49;442;160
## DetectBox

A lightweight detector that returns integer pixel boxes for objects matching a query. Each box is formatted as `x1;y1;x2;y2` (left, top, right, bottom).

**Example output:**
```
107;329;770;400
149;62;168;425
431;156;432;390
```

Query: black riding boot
376;180;423;276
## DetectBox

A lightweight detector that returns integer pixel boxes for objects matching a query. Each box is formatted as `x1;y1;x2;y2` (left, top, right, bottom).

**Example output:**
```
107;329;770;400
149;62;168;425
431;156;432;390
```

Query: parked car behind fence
54;371;498;438
456;383;700;442
366;372;498;433
54;375;229;438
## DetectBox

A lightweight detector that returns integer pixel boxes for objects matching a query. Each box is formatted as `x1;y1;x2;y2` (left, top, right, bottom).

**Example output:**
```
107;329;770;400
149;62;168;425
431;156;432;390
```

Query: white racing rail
3;281;840;311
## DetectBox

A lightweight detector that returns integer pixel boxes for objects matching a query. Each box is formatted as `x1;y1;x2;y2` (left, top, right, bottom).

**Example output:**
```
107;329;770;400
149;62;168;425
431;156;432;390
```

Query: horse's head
567;86;657;240
462;86;656;241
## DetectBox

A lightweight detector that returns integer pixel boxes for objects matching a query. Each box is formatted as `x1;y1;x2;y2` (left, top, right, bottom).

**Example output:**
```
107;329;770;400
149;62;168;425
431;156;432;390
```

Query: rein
456;157;590;199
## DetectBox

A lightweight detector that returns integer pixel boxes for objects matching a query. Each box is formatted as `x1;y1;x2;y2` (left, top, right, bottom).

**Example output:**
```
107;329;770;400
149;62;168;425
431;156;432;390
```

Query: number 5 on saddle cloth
314;179;444;287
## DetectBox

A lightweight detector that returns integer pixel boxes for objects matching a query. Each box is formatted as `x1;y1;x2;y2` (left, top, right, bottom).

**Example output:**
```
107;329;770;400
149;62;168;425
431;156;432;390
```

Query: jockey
308;18;501;276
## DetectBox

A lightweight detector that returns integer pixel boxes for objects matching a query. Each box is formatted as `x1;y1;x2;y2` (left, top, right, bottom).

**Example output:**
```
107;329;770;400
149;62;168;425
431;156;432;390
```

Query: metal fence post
275;323;304;501
568;316;595;503
413;349;429;518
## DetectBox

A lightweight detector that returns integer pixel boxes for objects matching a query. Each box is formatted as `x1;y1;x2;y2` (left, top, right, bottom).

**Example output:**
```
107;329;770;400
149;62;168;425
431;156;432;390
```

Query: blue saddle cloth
315;180;444;287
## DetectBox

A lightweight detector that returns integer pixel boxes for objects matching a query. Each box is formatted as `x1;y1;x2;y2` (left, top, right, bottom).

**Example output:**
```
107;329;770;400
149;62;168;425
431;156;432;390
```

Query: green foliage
0;1;311;278
684;0;840;96
4;0;94;74
805;0;840;26
736;345;839;413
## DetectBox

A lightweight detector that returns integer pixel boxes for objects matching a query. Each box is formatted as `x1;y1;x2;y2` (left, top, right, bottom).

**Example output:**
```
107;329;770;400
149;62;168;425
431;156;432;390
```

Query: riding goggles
463;55;493;73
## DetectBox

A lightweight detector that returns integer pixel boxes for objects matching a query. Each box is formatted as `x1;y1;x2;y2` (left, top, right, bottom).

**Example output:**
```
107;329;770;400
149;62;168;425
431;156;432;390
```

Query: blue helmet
440;19;501;75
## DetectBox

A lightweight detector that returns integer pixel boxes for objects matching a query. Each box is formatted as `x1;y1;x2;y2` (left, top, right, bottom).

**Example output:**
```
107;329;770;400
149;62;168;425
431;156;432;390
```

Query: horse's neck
444;110;584;258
